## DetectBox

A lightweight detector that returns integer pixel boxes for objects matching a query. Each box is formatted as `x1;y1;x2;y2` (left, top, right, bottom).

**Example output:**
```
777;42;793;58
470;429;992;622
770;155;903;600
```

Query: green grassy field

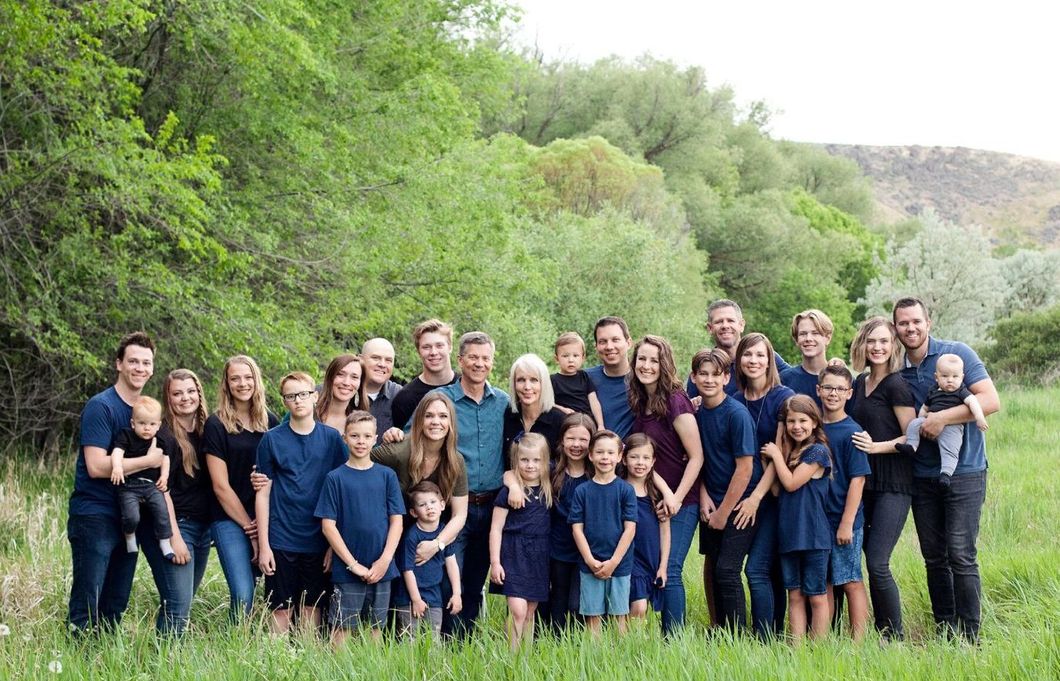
1;388;1058;679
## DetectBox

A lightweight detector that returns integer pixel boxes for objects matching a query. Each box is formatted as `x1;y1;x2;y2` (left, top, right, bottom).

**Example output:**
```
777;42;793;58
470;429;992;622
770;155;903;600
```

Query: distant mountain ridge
824;144;1060;247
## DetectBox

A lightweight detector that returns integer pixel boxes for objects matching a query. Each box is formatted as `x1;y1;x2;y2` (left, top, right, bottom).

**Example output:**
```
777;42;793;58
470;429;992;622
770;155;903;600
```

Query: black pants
546;559;582;633
700;516;758;631
118;478;171;539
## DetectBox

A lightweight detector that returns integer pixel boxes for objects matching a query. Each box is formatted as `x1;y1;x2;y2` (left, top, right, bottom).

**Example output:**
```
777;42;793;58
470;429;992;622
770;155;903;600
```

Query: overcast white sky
511;1;1060;163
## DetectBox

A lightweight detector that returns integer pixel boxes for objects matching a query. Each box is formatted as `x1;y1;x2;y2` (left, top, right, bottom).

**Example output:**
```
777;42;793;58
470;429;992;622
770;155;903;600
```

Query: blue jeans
745;496;785;639
447;499;492;639
863;490;911;639
661;503;699;635
67;514;138;633
912;471;986;642
141;518;211;635
210;519;259;621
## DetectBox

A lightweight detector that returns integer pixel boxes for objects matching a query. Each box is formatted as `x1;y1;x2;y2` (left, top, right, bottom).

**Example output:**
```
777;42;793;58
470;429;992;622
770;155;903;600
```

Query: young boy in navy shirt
569;430;637;636
256;372;348;635
394;480;462;641
316;410;404;645
817;364;871;640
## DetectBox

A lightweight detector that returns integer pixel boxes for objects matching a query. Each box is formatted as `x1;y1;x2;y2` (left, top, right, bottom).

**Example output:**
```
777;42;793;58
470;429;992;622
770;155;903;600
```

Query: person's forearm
445;557;462;597
164;491;181;540
589;393;605;429
659;520;671;567
381;516;403;562
207;456;253;526
965;397;987;422
840;477;865;529
748;460;775;500
255;485;271;547
322;521;356;567
610;522;637;563
437;504;466;546
403;571;423;603
572;524;594;565
716;470;751;518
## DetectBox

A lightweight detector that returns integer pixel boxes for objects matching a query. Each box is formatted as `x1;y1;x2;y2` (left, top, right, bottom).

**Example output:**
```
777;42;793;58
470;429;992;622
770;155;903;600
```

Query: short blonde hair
132;396;162;420
279;371;315;395
791;309;834;341
554;332;585;354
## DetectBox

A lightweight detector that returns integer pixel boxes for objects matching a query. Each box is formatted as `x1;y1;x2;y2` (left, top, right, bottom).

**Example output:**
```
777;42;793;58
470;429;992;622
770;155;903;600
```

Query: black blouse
851;372;915;494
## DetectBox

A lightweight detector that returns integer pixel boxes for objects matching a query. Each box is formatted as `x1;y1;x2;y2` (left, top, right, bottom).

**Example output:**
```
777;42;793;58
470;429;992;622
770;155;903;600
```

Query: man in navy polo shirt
688;299;792;398
893;296;1000;643
586;316;634;437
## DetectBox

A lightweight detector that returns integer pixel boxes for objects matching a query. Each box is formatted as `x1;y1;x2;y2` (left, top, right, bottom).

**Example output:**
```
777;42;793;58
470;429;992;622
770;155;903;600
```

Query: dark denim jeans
863;490;911;639
661;503;700;635
447;499;492;639
67;514;138;633
701;515;757;631
912;471;986;642
141;518;212;635
745;496;785;639
210;519;259;622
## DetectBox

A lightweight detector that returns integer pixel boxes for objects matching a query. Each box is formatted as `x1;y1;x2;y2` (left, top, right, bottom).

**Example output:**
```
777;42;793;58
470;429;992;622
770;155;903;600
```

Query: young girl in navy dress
762;395;833;642
622;433;671;621
489;433;553;649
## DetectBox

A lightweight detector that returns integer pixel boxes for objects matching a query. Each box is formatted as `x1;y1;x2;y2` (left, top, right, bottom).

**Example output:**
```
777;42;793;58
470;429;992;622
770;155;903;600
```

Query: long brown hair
734;333;782;394
408;393;462;501
510;433;553;508
779;395;831;471
627;335;684;419
622;432;662;505
552;412;597;496
316;354;368;422
216;355;270;433
162;369;209;478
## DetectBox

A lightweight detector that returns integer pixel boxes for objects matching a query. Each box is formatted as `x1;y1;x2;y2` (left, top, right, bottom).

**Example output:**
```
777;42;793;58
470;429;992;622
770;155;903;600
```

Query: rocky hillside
825;144;1060;247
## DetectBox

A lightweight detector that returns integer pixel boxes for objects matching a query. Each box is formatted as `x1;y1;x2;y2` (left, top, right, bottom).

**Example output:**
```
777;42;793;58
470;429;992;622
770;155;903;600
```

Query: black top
851;372;915;494
114;428;170;483
502;407;565;461
390;374;460;432
551;370;595;416
925;385;973;412
203;412;280;522
159;424;212;523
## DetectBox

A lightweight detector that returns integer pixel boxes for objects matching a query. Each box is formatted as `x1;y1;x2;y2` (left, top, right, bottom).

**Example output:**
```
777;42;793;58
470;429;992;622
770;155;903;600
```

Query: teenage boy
816;364;871;640
586;316;634;437
68;331;161;634
256;372;348;635
389;320;460;433
893;296;999;643
361;338;401;441
688;299;791;398
781;309;834;407
436;331;509;637
316;411;405;645
692;349;759;631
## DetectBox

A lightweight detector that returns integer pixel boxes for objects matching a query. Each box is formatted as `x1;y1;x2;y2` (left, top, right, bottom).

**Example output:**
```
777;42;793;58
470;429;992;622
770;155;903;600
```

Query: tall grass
1;388;1057;679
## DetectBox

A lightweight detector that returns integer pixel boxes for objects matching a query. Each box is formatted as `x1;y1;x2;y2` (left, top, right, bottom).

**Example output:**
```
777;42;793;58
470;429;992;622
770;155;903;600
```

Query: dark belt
467;489;499;505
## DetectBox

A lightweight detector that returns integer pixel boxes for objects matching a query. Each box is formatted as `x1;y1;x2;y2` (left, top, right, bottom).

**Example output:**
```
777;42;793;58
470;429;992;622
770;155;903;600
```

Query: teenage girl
622;433;671;620
489;433;553;649
763;395;833;643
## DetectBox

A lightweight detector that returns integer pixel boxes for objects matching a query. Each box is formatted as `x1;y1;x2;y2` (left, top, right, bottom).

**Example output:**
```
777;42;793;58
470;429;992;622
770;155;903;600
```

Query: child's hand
242;520;258;540
348;561;370;579
976;417;989;432
364;557;389;584
490;562;505;585
322;548;333;573
507;484;525;510
156;472;169;492
690;395;703;409
382;427;405;444
761;442;783;461
587;558;604;575
412;599;428;618
249;537;259;563
447;593;463;615
836;521;854;546
733;496;759;530
249;467;270;492
707;505;728;531
110;465;125;486
593;558;615;579
258;545;275;575
655;565;667;589
554;405;574;415
656;492;679;519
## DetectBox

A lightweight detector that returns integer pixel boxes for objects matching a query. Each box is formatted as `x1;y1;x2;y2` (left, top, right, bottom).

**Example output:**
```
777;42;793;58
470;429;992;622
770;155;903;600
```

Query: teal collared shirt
434;381;509;493
900;337;990;477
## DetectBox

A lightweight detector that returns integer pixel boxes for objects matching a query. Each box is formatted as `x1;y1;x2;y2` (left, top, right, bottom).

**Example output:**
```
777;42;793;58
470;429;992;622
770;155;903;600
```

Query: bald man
361;338;401;441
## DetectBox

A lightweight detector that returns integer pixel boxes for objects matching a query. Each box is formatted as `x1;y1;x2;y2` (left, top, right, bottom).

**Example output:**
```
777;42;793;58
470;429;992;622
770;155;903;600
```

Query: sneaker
895;443;915;457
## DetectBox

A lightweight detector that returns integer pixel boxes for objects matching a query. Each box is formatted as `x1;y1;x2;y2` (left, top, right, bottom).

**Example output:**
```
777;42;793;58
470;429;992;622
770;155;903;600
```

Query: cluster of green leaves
981;305;1060;384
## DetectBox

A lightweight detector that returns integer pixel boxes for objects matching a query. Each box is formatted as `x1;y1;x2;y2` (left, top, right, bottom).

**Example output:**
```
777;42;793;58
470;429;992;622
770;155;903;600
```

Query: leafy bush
981;305;1060;384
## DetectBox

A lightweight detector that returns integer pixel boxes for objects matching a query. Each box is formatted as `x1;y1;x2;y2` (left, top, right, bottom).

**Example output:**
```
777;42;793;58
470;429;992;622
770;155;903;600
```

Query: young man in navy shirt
586;316;634;437
68;332;162;634
893;296;1000;643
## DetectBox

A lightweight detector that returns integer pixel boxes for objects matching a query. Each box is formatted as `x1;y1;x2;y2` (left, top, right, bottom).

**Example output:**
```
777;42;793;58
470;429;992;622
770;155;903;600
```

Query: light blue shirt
434;381;509;493
900;337;991;477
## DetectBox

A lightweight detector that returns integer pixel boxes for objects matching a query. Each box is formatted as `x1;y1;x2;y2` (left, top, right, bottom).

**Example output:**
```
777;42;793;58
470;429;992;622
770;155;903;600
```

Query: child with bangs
622;433;671;621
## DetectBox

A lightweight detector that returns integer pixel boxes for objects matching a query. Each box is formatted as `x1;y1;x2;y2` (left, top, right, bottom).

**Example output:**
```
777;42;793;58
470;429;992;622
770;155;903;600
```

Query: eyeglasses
818;385;849;394
283;390;316;403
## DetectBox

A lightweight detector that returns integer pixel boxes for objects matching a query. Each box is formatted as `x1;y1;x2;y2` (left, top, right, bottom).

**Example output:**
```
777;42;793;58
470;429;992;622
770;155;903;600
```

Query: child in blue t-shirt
395;480;461;641
622;433;670;621
569;430;638;636
489;433;553;650
315;410;404;646
762;395;833;643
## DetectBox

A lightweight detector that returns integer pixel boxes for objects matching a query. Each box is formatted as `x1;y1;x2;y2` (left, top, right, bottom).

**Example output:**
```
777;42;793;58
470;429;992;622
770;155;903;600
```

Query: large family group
67;296;996;648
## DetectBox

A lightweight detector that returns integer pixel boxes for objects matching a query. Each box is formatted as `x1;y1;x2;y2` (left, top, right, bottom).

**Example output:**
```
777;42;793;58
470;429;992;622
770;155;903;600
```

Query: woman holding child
849;317;916;641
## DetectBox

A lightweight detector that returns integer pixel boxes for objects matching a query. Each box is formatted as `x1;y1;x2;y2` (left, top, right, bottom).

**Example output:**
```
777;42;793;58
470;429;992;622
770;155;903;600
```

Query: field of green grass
1;388;1058;679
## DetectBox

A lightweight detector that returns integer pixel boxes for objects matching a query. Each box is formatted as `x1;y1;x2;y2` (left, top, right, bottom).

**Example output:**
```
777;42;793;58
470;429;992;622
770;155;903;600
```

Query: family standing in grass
66;296;998;647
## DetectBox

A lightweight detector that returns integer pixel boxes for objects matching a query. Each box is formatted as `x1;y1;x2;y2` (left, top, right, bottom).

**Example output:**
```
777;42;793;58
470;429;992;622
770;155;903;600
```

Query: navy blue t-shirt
568;477;638;576
258;422;348;554
822;417;871;532
687;351;791;399
733;385;796;449
780;365;822;409
551;471;589;563
586;365;633;437
696;397;759;507
315;462;405;582
394;522;454;607
777;444;833;553
70;387;134;519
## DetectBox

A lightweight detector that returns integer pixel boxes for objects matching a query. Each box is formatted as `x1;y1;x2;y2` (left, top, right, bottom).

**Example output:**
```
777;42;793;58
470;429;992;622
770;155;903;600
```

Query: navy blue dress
493;486;550;601
630;495;663;610
777;444;833;554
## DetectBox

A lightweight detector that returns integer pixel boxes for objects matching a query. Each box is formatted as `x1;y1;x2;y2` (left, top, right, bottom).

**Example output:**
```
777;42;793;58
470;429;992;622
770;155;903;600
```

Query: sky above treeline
512;0;1060;164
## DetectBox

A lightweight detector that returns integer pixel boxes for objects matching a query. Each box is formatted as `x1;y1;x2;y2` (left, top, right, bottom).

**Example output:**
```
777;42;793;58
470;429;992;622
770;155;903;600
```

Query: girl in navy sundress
763;395;833;643
489;433;553;649
622;433;671;622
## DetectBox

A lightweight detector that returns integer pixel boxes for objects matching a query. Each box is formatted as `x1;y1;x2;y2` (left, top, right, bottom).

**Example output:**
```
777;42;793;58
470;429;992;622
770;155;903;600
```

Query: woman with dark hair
849;316;916;640
139;369;213;635
729;332;796;640
315;354;368;431
627;334;703;635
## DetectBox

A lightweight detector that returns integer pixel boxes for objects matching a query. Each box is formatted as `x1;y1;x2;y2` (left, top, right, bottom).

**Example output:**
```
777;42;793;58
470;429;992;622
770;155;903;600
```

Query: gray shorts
330;580;392;630
394;605;443;641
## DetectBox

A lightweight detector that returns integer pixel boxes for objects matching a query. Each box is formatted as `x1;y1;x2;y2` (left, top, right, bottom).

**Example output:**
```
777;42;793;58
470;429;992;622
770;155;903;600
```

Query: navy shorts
780;549;830;596
263;549;329;611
